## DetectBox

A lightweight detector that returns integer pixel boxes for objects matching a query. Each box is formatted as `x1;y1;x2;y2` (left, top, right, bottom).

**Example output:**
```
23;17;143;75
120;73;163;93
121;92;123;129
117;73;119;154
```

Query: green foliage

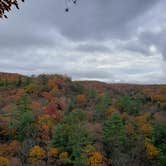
94;93;111;120
9;94;38;141
103;112;126;147
152;123;166;166
87;88;98;100
64;110;87;124
73;154;88;166
103;112;129;165
52;111;92;165
52;123;91;163
0;78;8;87
16;76;22;87
117;96;141;115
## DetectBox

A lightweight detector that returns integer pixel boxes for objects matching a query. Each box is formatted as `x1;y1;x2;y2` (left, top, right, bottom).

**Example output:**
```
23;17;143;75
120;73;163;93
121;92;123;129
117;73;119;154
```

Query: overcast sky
0;0;166;84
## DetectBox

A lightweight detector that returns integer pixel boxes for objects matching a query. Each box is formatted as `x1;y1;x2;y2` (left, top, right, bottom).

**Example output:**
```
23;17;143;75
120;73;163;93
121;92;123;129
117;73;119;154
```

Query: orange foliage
76;94;86;105
48;148;58;157
145;140;159;160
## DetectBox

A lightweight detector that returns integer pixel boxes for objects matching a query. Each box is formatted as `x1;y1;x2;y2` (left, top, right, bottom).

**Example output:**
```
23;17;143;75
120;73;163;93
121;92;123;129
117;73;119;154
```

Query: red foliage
44;102;62;121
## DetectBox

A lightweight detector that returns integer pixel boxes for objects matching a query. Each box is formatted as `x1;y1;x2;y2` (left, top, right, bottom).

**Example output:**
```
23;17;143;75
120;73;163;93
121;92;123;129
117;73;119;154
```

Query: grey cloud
6;0;159;41
75;43;111;53
0;0;165;83
0;25;55;49
48;0;159;40
120;39;151;56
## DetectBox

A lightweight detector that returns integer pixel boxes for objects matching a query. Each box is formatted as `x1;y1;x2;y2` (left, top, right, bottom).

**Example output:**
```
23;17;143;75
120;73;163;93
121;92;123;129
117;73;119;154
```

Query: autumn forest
0;72;165;166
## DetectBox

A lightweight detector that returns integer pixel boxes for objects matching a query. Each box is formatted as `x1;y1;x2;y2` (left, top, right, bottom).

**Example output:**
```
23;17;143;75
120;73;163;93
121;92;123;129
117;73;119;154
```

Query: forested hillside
0;72;165;166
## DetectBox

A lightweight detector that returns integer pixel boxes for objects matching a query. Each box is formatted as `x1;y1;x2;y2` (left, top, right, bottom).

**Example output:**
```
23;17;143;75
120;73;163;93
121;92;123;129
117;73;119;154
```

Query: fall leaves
0;73;165;166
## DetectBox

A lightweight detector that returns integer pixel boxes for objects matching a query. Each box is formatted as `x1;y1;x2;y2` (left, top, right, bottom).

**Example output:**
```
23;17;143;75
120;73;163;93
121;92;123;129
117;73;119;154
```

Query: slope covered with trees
0;72;165;166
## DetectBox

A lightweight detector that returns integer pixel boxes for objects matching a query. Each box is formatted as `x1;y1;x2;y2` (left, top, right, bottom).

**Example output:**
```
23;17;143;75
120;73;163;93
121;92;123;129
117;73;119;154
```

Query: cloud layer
0;0;165;83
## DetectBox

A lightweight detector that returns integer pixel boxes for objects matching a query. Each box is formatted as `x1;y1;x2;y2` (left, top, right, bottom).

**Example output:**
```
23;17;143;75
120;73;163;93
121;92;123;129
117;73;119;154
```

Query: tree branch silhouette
0;0;77;19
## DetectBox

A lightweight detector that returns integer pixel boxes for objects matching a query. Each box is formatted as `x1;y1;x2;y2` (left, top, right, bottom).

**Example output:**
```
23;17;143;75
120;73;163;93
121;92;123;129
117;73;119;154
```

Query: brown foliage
0;141;20;157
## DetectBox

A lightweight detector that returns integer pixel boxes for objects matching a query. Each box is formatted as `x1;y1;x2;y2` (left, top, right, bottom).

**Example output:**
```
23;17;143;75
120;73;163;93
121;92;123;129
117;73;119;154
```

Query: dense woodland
0;72;165;166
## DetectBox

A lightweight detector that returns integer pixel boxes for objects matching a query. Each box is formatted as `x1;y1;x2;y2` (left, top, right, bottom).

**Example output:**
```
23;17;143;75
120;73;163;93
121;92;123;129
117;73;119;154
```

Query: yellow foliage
135;113;152;136
59;152;68;159
38;114;54;128
29;146;45;161
145;140;159;160
0;156;9;166
89;152;106;166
